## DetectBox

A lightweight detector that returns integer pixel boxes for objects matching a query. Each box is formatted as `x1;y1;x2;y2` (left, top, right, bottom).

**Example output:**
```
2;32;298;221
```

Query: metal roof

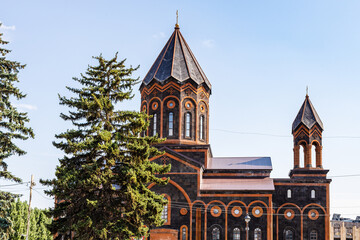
142;25;211;89
292;95;323;132
200;178;274;191
208;157;272;170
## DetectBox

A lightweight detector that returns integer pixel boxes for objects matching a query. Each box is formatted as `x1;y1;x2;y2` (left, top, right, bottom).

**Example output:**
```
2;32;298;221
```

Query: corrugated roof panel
200;178;274;191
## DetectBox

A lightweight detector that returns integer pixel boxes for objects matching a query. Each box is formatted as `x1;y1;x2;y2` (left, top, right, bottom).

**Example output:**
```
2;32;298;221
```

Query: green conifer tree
42;54;169;240
9;199;52;240
0;25;34;238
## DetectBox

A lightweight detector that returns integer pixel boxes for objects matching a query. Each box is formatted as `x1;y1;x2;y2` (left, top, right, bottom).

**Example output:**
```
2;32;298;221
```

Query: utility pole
25;175;35;240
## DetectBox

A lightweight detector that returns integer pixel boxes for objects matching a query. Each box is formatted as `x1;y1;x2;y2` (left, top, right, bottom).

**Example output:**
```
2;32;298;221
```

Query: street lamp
245;213;251;240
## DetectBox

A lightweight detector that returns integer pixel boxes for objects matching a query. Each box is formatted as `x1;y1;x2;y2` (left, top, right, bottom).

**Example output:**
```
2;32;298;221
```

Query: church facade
140;23;331;240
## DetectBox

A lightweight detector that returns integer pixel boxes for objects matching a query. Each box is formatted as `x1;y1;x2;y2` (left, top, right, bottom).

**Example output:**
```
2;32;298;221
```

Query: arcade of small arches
150;181;325;240
142;96;208;143
293;140;323;169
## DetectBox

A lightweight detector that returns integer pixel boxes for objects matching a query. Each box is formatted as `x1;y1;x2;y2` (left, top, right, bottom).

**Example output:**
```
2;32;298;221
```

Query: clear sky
1;0;360;218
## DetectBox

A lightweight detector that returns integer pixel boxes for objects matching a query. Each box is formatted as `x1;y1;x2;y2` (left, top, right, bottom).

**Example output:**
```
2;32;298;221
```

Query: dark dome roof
142;26;211;89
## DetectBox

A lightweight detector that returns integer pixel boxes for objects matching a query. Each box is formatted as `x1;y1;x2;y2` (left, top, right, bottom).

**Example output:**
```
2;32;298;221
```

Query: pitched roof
200;178;274;191
292;95;323;132
142;25;211;89
208;157;272;170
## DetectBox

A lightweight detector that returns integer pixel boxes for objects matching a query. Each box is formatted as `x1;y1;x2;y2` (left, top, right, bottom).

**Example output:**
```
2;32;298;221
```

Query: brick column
316;145;323;168
293;145;300;168
305;144;312;168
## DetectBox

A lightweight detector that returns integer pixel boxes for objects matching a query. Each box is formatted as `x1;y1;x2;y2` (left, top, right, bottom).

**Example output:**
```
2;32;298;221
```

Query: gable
150;152;199;173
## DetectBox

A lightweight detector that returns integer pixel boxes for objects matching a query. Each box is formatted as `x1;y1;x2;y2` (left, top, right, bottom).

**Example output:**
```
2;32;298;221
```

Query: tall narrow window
153;113;157;136
200;115;205;140
233;228;240;240
287;189;292;198
161;204;168;222
168;112;173;136
212;228;220;240
181;226;187;240
254;228;261;240
311;190;316;199
310;230;317;240
285;230;293;240
185;113;191;137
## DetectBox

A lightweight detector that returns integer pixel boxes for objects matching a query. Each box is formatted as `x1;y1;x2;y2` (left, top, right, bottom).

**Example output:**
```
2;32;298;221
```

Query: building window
285;230;293;240
334;224;340;238
212;227;220;240
161;203;168;222
254;228;261;240
180;226;187;240
200;115;205;140
161;195;170;224
185;113;191;137
233;228;240;240
153;113;157;136
287;189;291;198
311;190;316;199
168;112;173;136
346;227;353;238
310;230;317;240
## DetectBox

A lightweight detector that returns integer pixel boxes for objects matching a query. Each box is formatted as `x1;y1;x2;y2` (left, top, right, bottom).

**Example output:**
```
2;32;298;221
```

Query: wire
211;128;360;139
33;188;53;201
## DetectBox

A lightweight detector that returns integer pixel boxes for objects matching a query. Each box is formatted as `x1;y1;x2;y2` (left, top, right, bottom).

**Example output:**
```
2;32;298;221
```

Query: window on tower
168;112;174;136
185;113;191;138
200;115;205;140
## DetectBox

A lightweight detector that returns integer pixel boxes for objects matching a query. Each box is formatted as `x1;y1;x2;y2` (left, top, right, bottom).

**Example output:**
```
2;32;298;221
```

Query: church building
140;23;331;240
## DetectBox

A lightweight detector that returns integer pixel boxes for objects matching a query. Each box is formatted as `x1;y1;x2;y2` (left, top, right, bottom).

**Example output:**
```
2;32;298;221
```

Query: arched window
200;115;205;140
185;113;191;137
180;225;187;240
287;189;292;198
285;230;293;240
153;113;157;136
161;195;170;224
212;227;220;240
311;190;316;199
168;112;173;136
254;228;261;240
310;230;317;240
233;228;240;240
161;204;168;222
299;144;305;168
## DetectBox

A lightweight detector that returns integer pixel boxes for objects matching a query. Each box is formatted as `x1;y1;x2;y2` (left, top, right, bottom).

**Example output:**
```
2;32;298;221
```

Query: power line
211;128;360;139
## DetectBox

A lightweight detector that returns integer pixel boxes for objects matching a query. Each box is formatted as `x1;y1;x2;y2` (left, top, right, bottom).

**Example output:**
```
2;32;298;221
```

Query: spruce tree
0;25;34;238
42;54;169;239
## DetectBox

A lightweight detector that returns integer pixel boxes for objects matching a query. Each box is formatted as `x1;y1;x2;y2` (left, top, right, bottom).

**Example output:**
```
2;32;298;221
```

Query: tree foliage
0;25;34;237
9;198;52;240
42;54;169;239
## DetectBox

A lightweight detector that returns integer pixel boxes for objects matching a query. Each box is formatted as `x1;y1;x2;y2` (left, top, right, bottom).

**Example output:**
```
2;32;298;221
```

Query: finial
175;10;179;28
306;86;309;98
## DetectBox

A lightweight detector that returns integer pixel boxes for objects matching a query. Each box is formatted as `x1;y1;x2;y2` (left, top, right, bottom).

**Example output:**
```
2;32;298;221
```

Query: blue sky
2;0;360;218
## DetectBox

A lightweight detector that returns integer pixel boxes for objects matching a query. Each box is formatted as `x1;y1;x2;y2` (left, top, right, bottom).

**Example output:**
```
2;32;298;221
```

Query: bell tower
139;23;211;145
290;94;328;178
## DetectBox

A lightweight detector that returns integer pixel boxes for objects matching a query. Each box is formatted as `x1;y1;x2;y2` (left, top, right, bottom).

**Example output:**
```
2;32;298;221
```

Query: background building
330;214;360;240
141;23;331;240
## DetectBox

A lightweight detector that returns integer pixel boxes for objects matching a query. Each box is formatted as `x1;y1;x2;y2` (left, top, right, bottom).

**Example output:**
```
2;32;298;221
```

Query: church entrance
149;229;178;240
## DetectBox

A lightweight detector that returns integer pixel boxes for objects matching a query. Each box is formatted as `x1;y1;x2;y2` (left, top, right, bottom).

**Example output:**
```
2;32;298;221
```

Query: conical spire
142;26;211;89
292;95;323;132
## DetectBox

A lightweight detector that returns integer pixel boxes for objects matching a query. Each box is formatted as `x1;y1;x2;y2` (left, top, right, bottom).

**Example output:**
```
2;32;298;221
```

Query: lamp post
245;213;251;240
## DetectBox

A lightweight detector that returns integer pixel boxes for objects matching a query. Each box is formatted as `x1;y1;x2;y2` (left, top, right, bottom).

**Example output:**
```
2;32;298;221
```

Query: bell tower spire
290;94;329;179
140;24;211;145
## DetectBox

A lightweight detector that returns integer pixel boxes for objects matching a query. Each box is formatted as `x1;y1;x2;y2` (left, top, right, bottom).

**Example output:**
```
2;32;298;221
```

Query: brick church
140;23;331;240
